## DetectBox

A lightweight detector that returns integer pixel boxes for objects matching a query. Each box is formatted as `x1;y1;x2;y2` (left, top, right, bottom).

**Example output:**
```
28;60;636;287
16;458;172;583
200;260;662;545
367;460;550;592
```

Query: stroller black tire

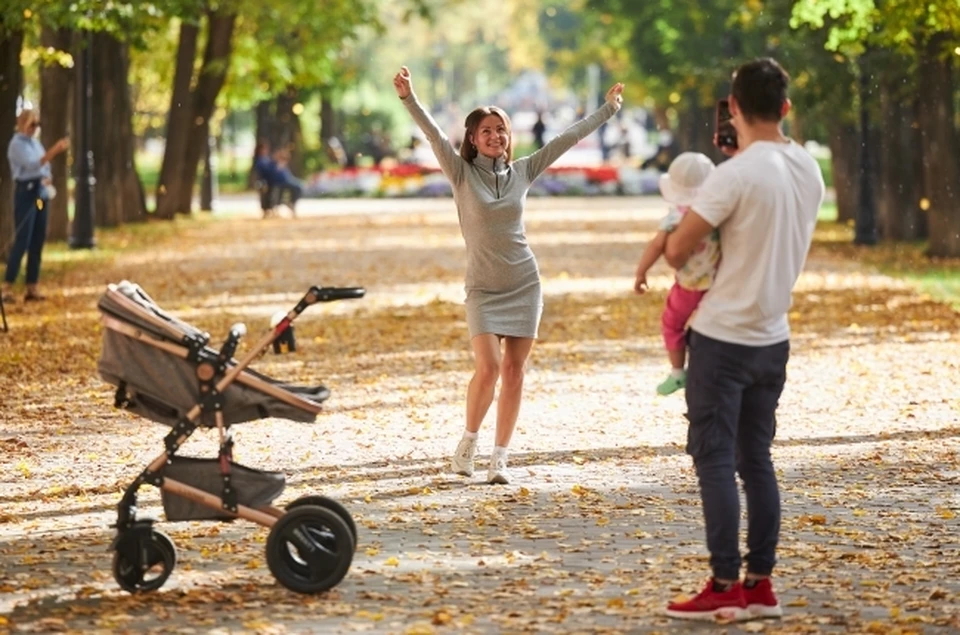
267;505;354;593
112;529;177;593
286;495;358;549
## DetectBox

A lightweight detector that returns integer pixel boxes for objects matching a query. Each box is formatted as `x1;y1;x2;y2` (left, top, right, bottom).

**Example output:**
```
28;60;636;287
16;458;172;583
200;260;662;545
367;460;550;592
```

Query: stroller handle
304;286;366;305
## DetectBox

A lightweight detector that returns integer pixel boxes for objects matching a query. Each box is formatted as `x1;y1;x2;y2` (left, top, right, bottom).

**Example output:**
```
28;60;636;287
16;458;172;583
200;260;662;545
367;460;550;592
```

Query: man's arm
663;210;715;269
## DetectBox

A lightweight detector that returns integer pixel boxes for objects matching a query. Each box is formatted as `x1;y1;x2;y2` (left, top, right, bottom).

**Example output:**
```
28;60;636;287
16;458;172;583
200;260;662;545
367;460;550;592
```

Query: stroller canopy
98;281;328;427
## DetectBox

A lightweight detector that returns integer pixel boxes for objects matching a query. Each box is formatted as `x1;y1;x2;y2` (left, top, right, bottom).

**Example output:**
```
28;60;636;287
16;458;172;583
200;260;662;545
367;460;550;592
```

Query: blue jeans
4;180;49;286
684;330;790;580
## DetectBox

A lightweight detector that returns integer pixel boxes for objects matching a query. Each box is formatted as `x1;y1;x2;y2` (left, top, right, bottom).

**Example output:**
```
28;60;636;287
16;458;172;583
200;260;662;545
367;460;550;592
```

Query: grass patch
42;213;222;275
136;152;251;196
813;221;960;309
818;201;837;222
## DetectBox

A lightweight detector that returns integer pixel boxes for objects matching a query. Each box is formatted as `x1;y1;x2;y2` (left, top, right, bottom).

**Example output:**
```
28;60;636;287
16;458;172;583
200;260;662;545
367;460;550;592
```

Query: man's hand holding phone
714;99;738;156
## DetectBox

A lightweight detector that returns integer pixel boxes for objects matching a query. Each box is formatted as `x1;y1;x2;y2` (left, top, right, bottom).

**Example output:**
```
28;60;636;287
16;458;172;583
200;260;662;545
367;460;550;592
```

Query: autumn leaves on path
1;197;959;633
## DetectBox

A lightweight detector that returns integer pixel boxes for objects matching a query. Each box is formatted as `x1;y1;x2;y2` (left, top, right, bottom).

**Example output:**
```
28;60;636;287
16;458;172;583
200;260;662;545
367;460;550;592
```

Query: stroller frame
99;283;364;594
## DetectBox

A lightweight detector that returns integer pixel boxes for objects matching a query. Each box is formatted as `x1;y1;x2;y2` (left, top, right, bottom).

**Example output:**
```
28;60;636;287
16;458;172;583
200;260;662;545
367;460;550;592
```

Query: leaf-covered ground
1;196;959;634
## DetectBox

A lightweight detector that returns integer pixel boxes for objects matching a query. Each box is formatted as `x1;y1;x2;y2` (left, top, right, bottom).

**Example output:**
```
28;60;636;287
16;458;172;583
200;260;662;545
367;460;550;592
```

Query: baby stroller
97;281;365;594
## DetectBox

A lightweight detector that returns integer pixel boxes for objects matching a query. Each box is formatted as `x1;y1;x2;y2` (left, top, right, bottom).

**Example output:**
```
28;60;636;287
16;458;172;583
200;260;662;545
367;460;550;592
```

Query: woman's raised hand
605;82;624;107
393;66;412;99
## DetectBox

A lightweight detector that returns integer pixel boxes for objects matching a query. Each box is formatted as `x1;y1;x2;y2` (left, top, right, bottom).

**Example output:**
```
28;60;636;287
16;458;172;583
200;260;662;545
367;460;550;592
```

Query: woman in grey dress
394;66;622;484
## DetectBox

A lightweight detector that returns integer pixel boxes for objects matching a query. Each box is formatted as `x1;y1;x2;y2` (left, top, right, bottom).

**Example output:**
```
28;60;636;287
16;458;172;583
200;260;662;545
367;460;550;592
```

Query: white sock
670;368;685;379
463;430;478;440
492;446;508;461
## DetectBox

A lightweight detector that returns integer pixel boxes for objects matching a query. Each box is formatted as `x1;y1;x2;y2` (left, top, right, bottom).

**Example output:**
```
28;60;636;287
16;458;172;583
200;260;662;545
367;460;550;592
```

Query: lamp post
854;52;878;246
70;29;95;249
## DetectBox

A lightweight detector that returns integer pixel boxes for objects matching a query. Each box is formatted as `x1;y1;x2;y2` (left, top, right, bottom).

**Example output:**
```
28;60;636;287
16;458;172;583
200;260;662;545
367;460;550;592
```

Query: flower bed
304;163;661;198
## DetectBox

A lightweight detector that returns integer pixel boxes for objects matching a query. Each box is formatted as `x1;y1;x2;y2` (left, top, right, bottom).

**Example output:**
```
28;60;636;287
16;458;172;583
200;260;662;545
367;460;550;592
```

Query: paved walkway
1;196;959;633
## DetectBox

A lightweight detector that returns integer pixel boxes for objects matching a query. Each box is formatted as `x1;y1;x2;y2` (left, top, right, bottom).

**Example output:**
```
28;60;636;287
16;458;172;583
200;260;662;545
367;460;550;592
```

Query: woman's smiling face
471;114;509;159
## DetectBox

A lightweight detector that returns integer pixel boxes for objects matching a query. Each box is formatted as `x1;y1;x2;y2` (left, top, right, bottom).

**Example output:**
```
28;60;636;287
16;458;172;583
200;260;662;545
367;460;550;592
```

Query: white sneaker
487;455;510;484
451;437;477;476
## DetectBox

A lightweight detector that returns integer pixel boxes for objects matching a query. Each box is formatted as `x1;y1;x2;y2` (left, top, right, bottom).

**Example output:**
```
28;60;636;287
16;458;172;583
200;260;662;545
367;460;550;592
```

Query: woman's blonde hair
16;109;38;132
460;106;513;163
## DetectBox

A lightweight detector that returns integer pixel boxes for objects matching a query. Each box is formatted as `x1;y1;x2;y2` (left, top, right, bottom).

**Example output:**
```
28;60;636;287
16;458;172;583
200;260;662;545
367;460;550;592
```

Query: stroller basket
97;281;329;427
161;456;286;521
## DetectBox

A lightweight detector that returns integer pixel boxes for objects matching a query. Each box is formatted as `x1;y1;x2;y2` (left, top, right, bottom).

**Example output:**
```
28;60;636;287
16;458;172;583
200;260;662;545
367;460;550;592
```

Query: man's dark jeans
4;180;48;286
684;329;790;581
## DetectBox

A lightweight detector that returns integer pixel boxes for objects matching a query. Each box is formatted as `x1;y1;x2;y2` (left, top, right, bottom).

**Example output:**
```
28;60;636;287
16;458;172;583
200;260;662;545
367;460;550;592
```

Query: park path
1;196;959;634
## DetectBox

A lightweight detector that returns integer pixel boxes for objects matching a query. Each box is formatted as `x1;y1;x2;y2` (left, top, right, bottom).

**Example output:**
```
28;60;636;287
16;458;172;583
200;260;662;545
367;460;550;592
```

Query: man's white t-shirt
689;140;825;346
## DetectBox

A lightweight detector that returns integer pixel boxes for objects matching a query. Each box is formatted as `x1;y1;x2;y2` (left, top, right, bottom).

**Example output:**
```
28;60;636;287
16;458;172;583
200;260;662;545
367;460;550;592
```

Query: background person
3;110;69;303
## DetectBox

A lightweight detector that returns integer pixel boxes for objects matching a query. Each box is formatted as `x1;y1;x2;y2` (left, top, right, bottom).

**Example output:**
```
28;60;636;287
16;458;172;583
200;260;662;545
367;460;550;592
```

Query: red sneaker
744;577;783;618
665;579;749;621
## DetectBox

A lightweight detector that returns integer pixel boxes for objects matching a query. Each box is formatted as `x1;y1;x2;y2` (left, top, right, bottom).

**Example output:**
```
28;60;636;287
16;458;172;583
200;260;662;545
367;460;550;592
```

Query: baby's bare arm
636;230;668;275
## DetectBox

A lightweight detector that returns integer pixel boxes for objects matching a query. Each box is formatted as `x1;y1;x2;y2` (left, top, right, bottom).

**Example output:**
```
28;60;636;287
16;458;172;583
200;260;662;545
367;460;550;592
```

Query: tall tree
34;1;189;230
38;27;74;242
227;0;385;183
90;31;147;227
916;35;960;256
792;0;960;255
173;9;236;214
0;13;24;262
153;19;199;220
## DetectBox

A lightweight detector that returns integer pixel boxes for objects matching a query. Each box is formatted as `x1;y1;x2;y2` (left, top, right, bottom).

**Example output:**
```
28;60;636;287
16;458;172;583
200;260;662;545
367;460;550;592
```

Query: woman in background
3;109;69;303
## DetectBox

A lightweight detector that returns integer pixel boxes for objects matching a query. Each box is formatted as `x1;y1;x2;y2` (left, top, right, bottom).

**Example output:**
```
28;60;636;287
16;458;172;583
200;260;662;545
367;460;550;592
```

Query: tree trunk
0;29;23;262
175;11;236;214
154;21;200;219
828;122;859;224
39;27;73;242
917;35;960;257
789;111;806;145
200;135;217;211
89;32;146;227
274;86;303;175
320;93;337;145
249;99;275;189
675;93;721;162
877;69;925;241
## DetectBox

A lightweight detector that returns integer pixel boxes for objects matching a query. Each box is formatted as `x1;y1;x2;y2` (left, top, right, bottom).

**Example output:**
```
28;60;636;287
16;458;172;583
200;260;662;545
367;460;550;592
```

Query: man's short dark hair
731;58;790;123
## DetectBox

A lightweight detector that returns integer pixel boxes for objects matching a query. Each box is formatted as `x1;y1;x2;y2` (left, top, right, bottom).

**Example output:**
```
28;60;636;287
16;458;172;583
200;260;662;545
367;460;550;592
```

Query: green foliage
587;0;750;107
539;0;639;98
791;0;960;55
224;0;382;109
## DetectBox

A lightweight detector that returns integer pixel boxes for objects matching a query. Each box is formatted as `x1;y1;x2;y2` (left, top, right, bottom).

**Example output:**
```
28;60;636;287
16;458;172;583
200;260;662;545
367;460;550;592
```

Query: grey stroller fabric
160;456;286;521
97;281;326;427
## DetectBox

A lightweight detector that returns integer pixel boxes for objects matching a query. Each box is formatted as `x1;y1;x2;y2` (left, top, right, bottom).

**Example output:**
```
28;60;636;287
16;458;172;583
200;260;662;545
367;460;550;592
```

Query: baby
634;152;720;395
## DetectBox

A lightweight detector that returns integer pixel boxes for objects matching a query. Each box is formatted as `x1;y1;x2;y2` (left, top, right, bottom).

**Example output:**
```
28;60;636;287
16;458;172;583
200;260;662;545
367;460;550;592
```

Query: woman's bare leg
466;334;501;433
494;336;535;447
453;334;501;476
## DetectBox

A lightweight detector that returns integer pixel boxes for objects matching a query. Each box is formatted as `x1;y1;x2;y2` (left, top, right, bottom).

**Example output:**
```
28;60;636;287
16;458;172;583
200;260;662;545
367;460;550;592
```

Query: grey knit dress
402;95;619;339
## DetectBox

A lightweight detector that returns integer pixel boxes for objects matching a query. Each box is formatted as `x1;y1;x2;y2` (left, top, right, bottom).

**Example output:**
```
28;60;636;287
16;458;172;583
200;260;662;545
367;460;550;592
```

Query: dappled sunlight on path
1;197;958;633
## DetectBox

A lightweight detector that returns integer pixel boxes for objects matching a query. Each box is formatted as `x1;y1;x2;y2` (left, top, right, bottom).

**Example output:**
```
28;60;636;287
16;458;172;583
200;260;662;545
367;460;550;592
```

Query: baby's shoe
657;370;686;396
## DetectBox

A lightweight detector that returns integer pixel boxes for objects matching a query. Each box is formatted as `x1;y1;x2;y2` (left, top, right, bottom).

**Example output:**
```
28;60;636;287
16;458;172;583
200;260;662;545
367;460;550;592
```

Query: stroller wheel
112;529;177;593
286;495;358;549
266;505;354;593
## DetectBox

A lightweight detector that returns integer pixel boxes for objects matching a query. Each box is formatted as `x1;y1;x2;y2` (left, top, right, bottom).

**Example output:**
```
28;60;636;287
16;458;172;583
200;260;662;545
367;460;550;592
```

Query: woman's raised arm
394;66;463;184
521;82;623;181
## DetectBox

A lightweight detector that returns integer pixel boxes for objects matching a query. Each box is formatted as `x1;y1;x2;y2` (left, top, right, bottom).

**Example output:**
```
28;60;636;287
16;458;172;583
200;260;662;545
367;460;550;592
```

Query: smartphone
715;99;738;150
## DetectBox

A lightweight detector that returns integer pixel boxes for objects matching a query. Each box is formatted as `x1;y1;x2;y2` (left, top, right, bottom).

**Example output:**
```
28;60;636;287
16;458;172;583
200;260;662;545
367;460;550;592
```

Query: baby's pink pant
661;283;707;351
